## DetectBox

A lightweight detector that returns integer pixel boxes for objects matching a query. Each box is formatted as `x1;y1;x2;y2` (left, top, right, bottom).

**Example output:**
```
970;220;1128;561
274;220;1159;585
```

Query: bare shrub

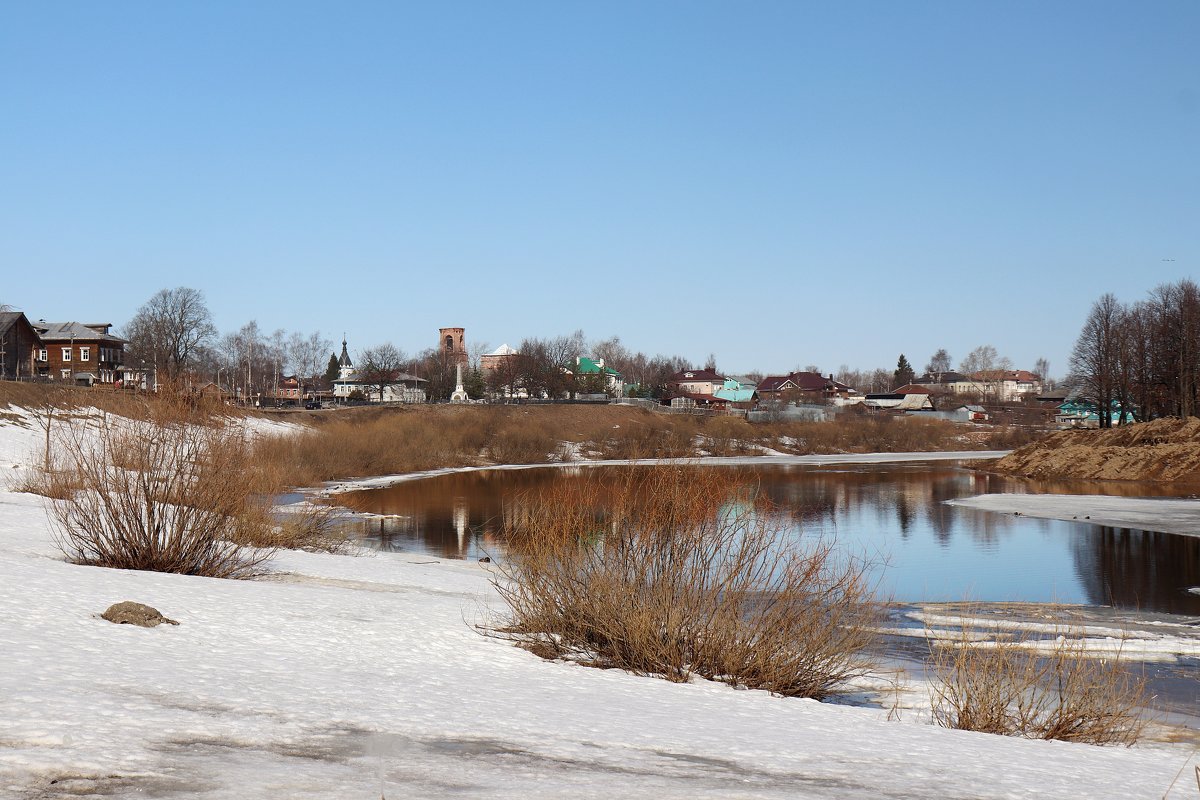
245;503;352;553
47;399;278;578
927;614;1148;745
490;466;880;698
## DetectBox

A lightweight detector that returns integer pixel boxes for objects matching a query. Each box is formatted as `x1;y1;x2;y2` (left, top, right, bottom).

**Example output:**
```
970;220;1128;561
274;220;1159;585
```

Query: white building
332;337;427;403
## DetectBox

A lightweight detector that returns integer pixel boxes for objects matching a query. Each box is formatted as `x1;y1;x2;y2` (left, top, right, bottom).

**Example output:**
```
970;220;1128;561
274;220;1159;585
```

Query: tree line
120;286;1053;403
1070;278;1200;426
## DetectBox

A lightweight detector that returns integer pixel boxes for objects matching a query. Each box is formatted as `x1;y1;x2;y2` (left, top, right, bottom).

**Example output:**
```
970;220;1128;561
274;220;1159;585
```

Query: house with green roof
713;377;756;407
572;356;624;397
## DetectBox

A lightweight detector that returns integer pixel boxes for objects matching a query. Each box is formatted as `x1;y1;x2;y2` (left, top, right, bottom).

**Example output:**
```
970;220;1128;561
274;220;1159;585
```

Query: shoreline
319;449;1012;496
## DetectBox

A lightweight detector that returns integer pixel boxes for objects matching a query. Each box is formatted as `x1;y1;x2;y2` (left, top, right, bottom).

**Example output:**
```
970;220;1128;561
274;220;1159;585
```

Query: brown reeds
45;395;281;578
490;465;881;698
927;614;1148;745
246;402;999;488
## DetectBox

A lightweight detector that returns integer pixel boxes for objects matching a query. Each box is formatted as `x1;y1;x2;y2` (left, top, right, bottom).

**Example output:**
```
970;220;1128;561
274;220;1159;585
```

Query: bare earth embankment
988;417;1200;483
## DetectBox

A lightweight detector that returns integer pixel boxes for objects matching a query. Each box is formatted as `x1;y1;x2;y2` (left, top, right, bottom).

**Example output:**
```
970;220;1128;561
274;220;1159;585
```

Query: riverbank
989;417;1200;483
2;481;1198;798
2;403;1197;797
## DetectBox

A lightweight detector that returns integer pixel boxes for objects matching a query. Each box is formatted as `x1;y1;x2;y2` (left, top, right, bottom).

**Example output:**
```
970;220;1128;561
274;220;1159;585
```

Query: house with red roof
755;371;857;404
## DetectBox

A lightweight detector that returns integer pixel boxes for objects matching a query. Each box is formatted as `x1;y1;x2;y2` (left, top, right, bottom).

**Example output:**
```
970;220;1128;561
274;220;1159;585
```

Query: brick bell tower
438;327;467;366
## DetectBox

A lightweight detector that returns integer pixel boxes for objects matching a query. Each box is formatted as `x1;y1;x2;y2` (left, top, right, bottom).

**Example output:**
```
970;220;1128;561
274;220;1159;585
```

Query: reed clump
927;614;1148;746
490;466;880;699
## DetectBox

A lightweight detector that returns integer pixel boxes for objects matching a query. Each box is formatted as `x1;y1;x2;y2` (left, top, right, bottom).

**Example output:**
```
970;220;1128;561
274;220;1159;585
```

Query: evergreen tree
324;354;340;385
893;354;915;388
465;367;486;399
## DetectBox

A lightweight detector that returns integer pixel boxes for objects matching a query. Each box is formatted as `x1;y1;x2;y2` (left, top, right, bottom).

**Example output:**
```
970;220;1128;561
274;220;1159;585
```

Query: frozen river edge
948;493;1200;537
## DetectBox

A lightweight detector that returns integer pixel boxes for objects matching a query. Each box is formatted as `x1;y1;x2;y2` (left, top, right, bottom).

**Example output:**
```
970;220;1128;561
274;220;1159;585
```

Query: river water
334;461;1200;616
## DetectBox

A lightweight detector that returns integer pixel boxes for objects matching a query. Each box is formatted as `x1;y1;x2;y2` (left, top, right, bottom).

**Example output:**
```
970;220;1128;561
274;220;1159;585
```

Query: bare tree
1070;294;1124;427
288;331;333;391
925;349;952;375
124;287;217;380
358;343;408;402
516;331;587;399
959;345;1000;376
1033;357;1050;386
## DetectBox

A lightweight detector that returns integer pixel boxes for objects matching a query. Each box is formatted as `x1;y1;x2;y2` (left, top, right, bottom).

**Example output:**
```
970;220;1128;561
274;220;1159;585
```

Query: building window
37;349;47;361
62;347;72;362
61;368;71;380
80;347;90;362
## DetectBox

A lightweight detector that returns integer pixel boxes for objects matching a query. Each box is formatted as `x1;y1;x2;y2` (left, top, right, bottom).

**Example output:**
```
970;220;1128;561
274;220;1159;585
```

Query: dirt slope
990;417;1200;482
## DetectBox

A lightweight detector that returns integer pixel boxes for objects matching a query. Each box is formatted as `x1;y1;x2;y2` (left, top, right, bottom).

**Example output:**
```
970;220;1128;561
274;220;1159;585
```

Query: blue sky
2;2;1196;378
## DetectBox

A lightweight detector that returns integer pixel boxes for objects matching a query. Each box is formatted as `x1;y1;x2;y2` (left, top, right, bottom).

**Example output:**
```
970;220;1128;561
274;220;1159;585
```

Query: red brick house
31;321;127;385
756;371;857;403
0;312;40;379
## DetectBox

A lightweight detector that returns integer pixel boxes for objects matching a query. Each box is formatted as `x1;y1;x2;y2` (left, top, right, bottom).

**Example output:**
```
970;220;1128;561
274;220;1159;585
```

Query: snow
948;493;1200;537
0;410;1196;798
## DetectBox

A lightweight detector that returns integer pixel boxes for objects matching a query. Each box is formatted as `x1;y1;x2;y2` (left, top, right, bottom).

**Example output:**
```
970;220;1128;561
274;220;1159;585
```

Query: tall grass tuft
490;466;881;698
927;614;1148;745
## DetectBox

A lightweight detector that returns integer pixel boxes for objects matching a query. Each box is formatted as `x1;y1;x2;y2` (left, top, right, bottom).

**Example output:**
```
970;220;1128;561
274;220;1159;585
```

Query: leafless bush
490;466;880;698
47;399;278;578
244;503;352;553
927;615;1148;745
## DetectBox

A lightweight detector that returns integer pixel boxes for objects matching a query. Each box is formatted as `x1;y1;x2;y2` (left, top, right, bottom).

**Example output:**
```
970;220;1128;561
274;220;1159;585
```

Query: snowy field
1;410;1197;798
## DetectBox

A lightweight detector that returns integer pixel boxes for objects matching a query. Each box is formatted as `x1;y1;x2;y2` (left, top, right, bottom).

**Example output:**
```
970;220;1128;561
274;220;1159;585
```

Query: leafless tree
124;287;217;380
1070;294;1123;427
925;349;952;375
358;343;408;402
288;331;333;392
1033;357;1050;386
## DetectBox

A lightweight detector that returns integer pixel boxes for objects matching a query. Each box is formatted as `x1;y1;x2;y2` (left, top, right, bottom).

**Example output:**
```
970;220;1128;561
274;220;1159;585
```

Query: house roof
914;371;971;384
0;311;34;338
486;343;519;356
673;391;728;405
896;394;932;410
338;338;353;368
32;321;126;344
713;386;755;403
576;356;620;376
972;369;1040;382
758;371;853;394
669;368;724;383
894;383;950;395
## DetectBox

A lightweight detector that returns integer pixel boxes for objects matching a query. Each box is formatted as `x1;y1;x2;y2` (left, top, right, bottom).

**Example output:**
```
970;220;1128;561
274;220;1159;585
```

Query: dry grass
46;396;279;578
253;405;994;488
240;504;352;554
489;466;881;699
927;615;1148;746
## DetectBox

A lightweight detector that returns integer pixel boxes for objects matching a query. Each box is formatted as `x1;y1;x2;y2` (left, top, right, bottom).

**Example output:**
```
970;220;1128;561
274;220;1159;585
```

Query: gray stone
101;601;179;628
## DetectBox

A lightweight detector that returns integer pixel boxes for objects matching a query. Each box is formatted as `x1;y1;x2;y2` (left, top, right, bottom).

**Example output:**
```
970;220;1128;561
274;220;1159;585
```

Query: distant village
1;290;1111;429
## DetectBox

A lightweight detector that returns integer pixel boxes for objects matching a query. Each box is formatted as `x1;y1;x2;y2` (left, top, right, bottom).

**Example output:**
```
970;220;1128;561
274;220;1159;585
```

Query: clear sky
2;1;1197;378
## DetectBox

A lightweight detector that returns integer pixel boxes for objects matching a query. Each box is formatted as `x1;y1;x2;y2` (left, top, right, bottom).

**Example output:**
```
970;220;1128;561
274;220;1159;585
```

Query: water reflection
335;464;1200;615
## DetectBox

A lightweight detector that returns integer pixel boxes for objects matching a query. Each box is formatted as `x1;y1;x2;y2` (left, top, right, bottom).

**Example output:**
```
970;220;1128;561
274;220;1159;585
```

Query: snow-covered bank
949;493;1200;537
2;488;1199;796
324;450;1011;495
1;408;1195;798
